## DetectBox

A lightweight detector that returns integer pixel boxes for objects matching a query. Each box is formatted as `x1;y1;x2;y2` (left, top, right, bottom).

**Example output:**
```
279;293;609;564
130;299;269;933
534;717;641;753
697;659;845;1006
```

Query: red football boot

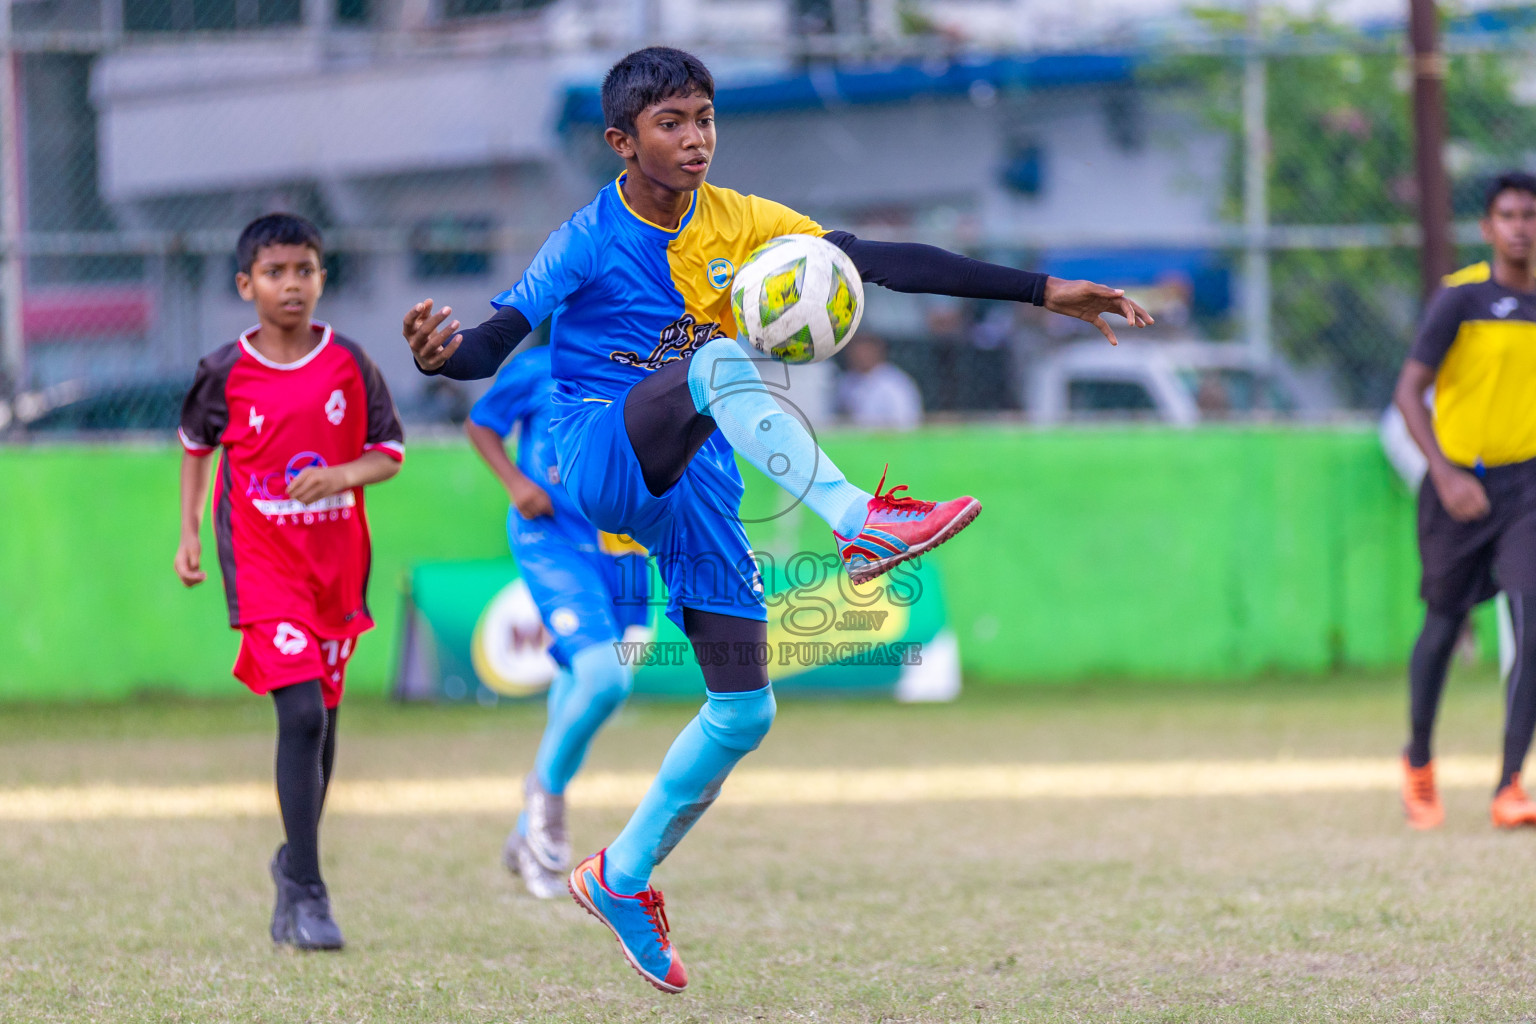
835;466;981;585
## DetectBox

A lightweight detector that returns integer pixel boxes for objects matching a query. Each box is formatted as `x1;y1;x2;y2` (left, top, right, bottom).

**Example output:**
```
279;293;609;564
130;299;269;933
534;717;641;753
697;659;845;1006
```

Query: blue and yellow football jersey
490;175;825;404
486;175;827;625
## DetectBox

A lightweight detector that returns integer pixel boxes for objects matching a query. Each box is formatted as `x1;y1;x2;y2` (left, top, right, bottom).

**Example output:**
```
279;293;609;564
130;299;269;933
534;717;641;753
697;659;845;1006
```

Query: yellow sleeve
1442;262;1491;287
746;194;827;241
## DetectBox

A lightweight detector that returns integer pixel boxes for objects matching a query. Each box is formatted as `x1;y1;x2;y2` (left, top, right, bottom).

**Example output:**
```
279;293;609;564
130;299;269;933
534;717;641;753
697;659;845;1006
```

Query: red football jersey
179;322;405;637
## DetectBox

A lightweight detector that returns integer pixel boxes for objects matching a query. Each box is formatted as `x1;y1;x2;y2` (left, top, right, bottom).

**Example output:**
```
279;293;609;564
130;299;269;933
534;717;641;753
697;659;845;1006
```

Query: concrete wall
0;427;1430;703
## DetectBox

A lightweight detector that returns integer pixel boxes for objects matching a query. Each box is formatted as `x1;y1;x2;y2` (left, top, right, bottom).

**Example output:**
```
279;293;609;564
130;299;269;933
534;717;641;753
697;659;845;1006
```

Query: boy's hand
1430;463;1491;522
404;299;462;372
287;465;345;506
1043;278;1154;346
175;537;206;587
510;480;554;520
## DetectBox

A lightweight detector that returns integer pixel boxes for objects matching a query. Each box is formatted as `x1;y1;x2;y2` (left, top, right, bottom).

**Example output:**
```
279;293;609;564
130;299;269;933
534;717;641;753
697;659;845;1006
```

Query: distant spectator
836;334;923;431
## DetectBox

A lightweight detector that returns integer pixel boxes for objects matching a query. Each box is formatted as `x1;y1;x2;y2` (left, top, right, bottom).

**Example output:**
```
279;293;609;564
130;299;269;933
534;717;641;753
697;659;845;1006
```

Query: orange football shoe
1490;774;1536;828
1401;755;1444;830
568;850;687;993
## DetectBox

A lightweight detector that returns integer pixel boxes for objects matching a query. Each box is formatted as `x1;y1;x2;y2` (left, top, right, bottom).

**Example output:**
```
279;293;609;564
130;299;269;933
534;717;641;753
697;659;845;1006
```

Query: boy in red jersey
174;214;405;950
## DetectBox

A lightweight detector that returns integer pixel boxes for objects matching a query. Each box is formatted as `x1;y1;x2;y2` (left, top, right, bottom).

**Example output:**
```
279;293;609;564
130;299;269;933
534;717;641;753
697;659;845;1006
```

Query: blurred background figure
834;333;923;431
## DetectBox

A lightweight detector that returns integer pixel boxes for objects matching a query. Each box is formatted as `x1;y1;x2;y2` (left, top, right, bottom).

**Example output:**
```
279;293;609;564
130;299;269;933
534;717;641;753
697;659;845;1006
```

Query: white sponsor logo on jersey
249;406;265;434
251;490;357;518
273;622;308;656
325;389;347;425
1493;296;1519;319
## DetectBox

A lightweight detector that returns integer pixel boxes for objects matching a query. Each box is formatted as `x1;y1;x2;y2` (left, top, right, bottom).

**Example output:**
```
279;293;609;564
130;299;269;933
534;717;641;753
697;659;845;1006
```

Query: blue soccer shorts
509;517;650;667
555;394;766;630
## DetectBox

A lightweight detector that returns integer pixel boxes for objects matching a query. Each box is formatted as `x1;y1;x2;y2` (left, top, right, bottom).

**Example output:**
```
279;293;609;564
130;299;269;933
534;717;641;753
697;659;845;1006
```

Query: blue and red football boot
568;850;688;993
835;467;982;585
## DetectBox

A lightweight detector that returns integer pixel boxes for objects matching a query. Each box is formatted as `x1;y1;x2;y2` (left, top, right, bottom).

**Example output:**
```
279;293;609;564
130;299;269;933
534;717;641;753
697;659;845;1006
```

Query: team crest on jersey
707;257;735;289
325;389;347;425
1493;296;1519;319
610;314;724;370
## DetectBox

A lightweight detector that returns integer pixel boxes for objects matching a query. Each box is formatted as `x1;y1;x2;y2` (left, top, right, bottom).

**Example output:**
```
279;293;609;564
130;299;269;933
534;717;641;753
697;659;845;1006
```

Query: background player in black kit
1393;171;1536;830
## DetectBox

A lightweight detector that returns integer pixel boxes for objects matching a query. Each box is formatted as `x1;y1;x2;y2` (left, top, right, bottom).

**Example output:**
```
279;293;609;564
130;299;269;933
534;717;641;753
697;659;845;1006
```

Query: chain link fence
1;4;1534;433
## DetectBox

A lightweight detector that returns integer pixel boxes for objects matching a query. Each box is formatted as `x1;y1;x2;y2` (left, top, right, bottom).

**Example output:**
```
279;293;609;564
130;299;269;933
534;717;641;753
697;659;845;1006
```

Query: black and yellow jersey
1411;261;1536;468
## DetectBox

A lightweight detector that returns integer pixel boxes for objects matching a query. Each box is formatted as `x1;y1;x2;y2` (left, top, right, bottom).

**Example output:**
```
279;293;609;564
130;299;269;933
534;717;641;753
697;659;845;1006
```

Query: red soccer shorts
233;619;357;709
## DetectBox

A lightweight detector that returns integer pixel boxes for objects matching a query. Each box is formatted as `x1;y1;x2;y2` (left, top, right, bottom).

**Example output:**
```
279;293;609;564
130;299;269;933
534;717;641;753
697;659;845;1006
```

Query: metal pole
0;5;26;395
1410;0;1453;297
1242;0;1271;364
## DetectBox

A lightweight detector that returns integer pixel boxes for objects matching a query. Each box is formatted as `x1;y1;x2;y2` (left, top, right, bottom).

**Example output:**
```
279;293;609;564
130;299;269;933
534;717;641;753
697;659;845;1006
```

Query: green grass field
3;670;1535;1023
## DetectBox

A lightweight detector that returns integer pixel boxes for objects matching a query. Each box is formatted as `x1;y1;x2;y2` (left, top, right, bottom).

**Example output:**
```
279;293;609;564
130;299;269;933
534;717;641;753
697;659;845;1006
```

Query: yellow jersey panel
667;183;827;339
1435;318;1536;466
1442;262;1492;287
597;530;650;556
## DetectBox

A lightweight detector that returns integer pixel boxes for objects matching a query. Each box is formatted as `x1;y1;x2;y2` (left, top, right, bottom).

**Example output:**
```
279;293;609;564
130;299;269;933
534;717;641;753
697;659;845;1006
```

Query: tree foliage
1152;7;1536;405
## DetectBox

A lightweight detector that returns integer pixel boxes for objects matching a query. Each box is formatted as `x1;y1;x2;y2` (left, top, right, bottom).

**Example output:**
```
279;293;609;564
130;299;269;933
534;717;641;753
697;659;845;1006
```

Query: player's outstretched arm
824;231;1152;346
465;420;553;519
174;451;214;587
1394;358;1490;522
286;450;401;507
404;301;532;380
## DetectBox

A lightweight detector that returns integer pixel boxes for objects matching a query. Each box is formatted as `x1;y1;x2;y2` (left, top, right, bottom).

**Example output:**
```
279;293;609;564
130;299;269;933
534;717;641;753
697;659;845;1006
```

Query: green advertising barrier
0;427;1433;702
392;556;958;703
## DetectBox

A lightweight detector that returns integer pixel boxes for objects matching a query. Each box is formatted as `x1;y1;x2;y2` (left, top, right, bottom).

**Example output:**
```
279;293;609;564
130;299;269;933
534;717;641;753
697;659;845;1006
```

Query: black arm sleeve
823;230;1047;306
418;305;534;381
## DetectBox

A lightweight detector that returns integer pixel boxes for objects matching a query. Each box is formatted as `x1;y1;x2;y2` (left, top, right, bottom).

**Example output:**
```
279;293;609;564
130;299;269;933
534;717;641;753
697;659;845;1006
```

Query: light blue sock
688;338;870;538
519;668;574;835
533;644;632;796
603;685;777;895
545;667;577;738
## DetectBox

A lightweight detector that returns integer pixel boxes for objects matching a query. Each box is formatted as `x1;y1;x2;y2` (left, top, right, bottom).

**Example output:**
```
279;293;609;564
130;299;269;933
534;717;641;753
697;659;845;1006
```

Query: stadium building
10;0;1236;418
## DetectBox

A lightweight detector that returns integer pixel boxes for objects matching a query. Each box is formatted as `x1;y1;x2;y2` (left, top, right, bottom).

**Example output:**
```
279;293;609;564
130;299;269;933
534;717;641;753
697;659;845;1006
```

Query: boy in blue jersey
404;47;1150;992
465;345;652;898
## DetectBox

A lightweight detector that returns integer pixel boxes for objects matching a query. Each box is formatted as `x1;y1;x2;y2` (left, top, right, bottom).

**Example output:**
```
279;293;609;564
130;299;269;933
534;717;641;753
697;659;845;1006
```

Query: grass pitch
2;671;1535;1023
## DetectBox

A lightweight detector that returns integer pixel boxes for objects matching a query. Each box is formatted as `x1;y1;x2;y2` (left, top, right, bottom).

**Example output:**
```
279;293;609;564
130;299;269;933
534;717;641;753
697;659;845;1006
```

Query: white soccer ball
730;234;864;364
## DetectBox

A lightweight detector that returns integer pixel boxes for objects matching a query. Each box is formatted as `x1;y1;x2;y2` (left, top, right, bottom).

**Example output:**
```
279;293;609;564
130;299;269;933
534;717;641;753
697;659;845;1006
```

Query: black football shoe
269;845;292;944
289;882;346;951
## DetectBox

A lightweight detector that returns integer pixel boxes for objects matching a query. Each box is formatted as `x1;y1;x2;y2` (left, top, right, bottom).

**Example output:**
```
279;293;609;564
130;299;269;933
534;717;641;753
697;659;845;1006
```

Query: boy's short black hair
601;47;715;138
1484;171;1536;214
236;213;324;273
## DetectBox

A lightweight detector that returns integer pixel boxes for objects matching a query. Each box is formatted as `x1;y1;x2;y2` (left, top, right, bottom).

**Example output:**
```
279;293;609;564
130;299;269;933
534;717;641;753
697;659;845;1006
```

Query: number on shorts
320;638;353;667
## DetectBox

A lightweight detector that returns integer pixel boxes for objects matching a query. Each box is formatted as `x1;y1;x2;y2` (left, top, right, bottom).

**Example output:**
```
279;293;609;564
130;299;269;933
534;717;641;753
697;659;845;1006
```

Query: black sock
272;680;328;887
1499;592;1536;790
319;706;339;818
1408;609;1464;768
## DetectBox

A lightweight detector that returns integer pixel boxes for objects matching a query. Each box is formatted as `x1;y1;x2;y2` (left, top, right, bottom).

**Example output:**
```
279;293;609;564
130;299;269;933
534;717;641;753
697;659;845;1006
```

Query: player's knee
699;685;776;753
687;336;761;407
573;643;632;715
587;660;632;717
275;684;327;740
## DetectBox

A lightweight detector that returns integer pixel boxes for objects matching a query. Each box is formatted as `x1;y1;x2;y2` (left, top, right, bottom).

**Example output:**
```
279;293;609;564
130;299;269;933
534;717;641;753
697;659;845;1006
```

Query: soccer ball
730;234;864;364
